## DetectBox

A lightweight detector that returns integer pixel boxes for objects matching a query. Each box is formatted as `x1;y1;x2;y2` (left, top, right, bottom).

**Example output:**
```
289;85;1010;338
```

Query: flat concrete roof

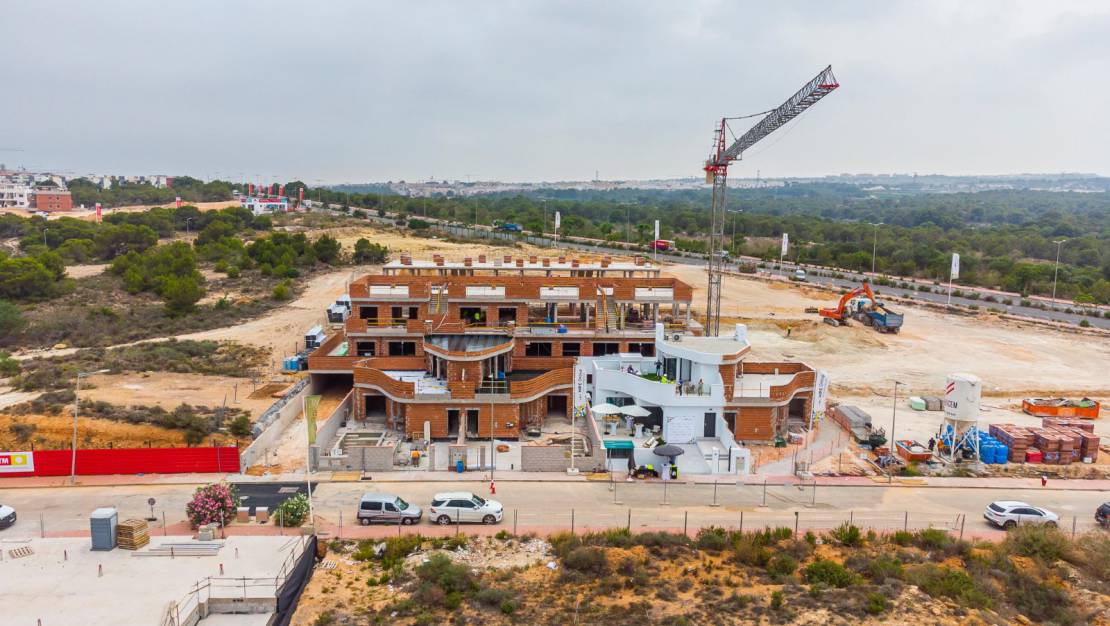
2;535;301;625
666;335;748;355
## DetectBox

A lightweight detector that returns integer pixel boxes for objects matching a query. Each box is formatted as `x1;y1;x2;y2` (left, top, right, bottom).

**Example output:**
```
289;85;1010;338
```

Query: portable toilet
90;507;118;551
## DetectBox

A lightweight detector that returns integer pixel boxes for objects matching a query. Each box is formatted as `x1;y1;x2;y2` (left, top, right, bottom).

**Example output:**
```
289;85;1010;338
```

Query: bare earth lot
663;264;1110;399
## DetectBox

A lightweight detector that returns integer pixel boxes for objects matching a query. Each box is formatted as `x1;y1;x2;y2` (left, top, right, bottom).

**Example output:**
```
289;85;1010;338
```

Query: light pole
728;209;744;261
71;369;110;484
1051;239;1067;308
870;222;883;275
542;200;547;237
42;227;48;248
185;217;193;237
889;381;906;456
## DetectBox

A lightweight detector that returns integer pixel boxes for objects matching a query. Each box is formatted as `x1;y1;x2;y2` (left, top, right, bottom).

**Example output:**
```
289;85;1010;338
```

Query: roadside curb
4;474;1110;491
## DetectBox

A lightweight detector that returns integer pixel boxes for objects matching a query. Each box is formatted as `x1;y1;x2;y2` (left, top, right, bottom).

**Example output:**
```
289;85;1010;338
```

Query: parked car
429;492;503;525
1096;502;1110;528
793;268;807;281
983;501;1059;529
0;503;15;529
357;493;422;525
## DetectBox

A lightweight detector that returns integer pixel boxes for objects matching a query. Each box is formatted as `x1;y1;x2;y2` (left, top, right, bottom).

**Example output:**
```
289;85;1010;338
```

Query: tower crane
702;65;839;336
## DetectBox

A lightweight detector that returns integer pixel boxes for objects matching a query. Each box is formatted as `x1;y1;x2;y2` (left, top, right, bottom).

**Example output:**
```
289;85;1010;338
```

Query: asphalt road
403;217;1110;330
3;481;1105;539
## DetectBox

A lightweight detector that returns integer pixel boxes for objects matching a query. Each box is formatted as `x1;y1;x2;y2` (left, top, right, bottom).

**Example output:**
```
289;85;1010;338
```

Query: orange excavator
818;282;905;332
819;282;877;327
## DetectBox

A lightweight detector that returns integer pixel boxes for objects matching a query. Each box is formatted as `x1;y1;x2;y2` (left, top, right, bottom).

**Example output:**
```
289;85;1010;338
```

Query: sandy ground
663;264;1110;399
0;412;231;449
81;372;278;419
64;263;109;279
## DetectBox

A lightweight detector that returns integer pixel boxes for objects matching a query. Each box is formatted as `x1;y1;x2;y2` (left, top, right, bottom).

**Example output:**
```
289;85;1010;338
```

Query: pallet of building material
1044;418;1095;432
922;396;943;411
116;519;150;550
7;546;34;559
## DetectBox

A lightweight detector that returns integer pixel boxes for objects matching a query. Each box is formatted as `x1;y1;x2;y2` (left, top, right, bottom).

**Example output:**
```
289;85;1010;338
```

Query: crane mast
702;65;839;336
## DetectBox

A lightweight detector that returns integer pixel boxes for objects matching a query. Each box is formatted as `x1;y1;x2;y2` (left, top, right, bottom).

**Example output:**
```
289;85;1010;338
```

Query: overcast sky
3;1;1109;183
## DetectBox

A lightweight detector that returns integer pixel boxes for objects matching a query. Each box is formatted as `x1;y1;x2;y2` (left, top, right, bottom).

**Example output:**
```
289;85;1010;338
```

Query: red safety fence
0;446;240;478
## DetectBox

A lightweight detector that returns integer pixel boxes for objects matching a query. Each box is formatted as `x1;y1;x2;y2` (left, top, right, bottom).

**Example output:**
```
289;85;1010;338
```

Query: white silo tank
944;373;981;422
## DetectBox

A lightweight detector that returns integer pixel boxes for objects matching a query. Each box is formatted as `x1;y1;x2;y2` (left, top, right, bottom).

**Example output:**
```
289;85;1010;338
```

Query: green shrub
228;414;252;438
891;530;914;546
273;493;310;527
803;560;859;588
271;280;292;300
1001;524;1072;563
475;587;514;608
906;564;990;608
766;554;798;580
770;590;785;610
914;528;952;551
313;610;335;626
829;522;863;547
500;600;518;615
416;553;476;595
563;546;608;575
864;556;904;583
864;592;889;615
696;526;728;551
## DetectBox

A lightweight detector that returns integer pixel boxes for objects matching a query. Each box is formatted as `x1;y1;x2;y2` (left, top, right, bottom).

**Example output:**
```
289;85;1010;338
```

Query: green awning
603;440;635;450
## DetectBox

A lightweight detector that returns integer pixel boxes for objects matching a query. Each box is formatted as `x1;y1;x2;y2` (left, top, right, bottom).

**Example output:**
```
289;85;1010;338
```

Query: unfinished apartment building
308;254;697;441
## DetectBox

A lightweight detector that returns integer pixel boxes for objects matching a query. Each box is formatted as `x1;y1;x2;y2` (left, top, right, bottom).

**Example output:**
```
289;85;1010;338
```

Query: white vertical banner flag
781;233;789;257
654;219;659;241
554;211;561;229
951;253;960;280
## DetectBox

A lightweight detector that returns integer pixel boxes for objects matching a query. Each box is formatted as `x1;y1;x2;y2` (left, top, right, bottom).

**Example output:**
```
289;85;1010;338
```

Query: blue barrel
995;444;1009;464
980;444;996;464
456;459;464;473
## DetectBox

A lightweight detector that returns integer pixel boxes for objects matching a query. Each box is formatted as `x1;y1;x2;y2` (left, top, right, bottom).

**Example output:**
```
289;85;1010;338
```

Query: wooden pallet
117;519;151;550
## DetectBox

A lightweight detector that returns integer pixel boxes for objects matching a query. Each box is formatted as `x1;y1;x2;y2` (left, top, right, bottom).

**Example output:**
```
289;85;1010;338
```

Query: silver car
429;491;503;525
357;493;422;525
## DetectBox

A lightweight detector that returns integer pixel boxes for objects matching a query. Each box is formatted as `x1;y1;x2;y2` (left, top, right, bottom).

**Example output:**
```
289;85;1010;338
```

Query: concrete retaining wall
520;445;573;472
315;445;394;471
240;378;317;469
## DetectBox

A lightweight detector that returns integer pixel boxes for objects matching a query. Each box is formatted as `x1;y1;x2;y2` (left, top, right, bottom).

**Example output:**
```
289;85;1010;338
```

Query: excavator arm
818;282;876;322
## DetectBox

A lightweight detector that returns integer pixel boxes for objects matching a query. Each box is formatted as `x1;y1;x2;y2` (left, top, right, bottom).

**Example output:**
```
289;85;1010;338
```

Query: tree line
297;183;1110;304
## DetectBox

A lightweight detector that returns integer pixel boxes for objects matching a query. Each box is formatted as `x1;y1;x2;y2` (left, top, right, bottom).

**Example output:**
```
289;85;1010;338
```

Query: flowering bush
185;482;240;528
273;493;310;527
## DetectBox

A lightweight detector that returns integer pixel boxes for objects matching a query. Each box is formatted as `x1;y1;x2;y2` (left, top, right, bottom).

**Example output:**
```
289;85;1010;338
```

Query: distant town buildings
240;195;289;215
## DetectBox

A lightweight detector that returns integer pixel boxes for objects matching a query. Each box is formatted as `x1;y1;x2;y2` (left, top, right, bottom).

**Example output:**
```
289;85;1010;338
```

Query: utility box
90;507;118;551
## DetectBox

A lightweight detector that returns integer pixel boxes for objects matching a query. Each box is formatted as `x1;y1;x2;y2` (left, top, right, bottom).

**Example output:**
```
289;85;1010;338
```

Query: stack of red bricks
1039;418;1098;463
989;424;1034;462
1032;430;1065;464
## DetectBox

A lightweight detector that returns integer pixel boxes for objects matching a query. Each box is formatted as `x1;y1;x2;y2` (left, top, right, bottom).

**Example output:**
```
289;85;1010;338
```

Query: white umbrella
590;403;623;415
620;404;651;417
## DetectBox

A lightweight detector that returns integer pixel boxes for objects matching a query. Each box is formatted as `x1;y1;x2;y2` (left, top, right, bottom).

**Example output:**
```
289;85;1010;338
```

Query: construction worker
410;448;421;467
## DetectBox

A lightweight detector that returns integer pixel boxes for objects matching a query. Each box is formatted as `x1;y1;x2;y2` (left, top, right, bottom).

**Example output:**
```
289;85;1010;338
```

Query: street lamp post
1051;239;1067;309
870;223;883;276
42;227;48;248
71;369;110;484
889;381;905;458
185;217;193;236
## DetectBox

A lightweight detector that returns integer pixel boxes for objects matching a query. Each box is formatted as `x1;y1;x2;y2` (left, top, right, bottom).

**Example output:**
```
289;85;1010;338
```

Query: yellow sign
0;451;34;473
305;395;322;445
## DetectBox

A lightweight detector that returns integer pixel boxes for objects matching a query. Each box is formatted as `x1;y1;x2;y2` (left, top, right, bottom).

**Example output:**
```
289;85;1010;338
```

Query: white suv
429;492;503;525
984;500;1059;529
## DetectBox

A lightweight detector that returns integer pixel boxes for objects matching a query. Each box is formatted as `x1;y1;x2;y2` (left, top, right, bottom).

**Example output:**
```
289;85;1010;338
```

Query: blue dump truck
495;222;524;232
852;299;904;333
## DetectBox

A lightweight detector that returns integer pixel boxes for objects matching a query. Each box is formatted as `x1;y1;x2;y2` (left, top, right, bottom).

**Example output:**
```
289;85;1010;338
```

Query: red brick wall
31;191;73;211
405;403;520;439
